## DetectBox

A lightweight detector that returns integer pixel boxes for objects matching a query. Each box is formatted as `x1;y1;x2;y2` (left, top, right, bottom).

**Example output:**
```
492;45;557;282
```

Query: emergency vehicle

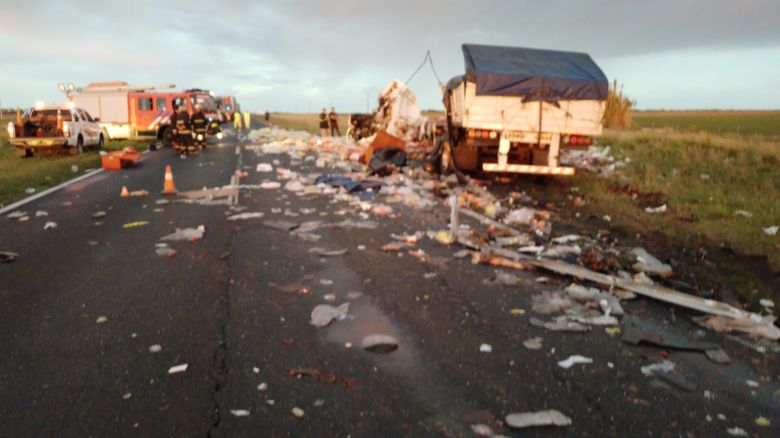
7;102;104;157
219;96;240;121
72;82;222;141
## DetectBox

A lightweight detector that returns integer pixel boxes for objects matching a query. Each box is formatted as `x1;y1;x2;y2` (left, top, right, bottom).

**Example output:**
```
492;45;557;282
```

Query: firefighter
233;111;243;131
191;104;208;152
243;111;251;130
171;104;192;154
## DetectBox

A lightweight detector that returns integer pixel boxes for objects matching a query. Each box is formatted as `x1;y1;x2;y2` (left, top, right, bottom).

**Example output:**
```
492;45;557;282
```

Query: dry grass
602;80;635;129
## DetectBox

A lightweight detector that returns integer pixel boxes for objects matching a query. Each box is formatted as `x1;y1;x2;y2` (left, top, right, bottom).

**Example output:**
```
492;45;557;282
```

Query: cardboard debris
227;212;265;221
361;334;399;353
179;187;238;199
310;303;350;327
557;355;593;369
160;226;205;242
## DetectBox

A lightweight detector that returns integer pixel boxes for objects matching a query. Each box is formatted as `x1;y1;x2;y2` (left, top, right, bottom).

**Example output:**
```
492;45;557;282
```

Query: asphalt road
1;125;778;437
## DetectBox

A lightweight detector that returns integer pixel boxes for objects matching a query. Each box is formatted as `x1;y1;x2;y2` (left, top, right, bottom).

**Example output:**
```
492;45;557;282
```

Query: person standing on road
264;110;270;122
319;108;329;137
191;104;208;153
329;107;340;137
233;110;243;131
171;104;192;154
243;111;251;130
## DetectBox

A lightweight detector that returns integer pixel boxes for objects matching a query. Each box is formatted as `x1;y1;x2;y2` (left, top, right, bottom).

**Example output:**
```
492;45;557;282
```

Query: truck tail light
7;122;15;139
467;129;476;138
481;130;489;139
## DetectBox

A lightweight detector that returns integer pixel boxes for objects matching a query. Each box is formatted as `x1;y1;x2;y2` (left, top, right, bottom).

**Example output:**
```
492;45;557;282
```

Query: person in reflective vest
171;105;192;153
233;111;243;130
191;104;208;152
243;111;251;130
319;108;328;137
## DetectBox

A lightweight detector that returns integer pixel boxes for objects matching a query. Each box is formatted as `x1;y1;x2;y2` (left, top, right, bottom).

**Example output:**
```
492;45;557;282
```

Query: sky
1;0;779;112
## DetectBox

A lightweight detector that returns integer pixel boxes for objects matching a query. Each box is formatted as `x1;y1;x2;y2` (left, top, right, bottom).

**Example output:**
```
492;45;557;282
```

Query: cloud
1;0;779;110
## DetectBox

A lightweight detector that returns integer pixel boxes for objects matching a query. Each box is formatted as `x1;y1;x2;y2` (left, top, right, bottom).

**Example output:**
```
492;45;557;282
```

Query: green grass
579;128;780;269
633;110;780;137
0;114;146;208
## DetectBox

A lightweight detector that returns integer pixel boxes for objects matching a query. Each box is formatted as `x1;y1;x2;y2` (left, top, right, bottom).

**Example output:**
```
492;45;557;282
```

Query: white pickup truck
7;102;105;157
443;44;608;175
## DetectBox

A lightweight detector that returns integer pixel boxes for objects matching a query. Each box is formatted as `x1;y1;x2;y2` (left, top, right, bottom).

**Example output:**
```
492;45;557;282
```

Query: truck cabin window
138;98;153;111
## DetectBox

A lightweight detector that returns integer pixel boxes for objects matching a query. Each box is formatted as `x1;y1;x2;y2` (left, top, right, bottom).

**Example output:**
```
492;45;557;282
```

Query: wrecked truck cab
443;44;608;175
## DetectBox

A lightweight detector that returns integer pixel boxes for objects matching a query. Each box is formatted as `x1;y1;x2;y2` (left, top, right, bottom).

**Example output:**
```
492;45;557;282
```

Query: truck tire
160;127;173;144
97;134;104;150
76;136;84;154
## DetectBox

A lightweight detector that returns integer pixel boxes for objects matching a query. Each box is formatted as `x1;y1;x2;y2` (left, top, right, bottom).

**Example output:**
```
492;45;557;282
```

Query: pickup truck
442;44;608;175
7;102;105;157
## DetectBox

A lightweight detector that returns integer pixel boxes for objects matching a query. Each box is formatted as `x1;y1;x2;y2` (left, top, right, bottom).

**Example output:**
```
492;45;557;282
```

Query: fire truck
219;96;240;121
72;82;222;141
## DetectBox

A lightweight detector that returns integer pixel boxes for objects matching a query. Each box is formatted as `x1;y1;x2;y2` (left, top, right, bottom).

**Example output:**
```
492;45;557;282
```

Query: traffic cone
162;165;177;194
120;186;130;198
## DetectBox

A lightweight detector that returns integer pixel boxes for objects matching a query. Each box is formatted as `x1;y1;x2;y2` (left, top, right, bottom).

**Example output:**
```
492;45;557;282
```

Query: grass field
270;112;350;135
0;113;141;208
633;110;780;137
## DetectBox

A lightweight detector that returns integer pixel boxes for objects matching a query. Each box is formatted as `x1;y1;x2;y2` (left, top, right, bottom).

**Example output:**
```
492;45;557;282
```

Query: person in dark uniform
171;104;192;154
190;104;208;153
264;110;270;122
319;108;329;137
328;107;340;137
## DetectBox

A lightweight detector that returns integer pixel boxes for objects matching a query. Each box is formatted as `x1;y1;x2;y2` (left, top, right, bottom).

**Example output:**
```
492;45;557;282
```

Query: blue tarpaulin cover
447;44;608;101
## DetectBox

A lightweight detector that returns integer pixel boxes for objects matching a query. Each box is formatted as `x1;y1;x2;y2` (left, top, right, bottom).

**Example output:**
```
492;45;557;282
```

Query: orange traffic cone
120;186;130;197
162;165;177;194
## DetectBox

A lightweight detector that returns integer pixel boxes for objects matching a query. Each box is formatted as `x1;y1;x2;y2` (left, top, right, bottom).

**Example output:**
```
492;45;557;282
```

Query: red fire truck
73;82;222;141
219;96;240;121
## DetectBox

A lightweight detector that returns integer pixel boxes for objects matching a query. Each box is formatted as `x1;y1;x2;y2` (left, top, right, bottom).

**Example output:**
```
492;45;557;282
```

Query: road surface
1;126;777;437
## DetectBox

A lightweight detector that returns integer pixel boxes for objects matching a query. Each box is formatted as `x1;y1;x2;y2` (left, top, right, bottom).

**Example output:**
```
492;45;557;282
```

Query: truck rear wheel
76;136;84;154
97;134;104;150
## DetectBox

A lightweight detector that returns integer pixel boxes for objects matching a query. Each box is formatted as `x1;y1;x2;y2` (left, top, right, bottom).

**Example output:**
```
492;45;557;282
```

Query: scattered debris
505;410;572;429
292;407;305;418
160;226;205;242
557;355;593;369
310;303;350;327
621;322;730;364
726;427;748;436
122;221;149;229
263;220;298;231
227;212;265;221
43;221;58;230
644;204;667;214
764;225;778;236
755;416;770;427
632;247;672;277
96;316;108;324
168;364;188;374
92;211;107;218
309;247;348;257
154;243;177;257
361;334;399;353
479;343;493;353
230;409;250;417
0;251;19;263
149;344;162;353
523;337;543;350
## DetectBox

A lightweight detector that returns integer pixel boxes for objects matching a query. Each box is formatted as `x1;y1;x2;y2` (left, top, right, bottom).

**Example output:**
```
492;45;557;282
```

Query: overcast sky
1;0;779;112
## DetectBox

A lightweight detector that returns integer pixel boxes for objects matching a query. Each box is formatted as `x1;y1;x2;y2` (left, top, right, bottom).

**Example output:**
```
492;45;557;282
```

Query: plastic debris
154;243;177;257
227;212;265;221
256;163;273;172
231;409;250;417
43;221;58;230
292;407;305;418
6;211;27;219
310;303;350;327
523;337;543;350
764;225;778;236
35;210;48;217
557;355;593;369
632;247;672;277
168;363;188;374
505;410;572;429
160;226;205;242
0;252;19;263
734;210;753;218
96;316;108;324
755;416;770;427
479;343;492;353
25;187;35;194
759;298;774;308
640;360;675;377
726;427;748;436
71;165;79;173
309;247;348;257
122;221;149;229
148;344;162;353
530;316;589;332
92;211;107;218
361;334;399;353
257;382;268;391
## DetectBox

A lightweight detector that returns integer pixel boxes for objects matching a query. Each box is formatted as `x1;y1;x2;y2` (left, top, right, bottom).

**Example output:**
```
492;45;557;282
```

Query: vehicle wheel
77;136;84;154
162;127;173;144
97;134;104;150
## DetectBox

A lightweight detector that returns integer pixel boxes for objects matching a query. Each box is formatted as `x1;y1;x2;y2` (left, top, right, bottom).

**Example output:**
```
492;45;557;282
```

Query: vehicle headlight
197;134;204;141
216;132;223;140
